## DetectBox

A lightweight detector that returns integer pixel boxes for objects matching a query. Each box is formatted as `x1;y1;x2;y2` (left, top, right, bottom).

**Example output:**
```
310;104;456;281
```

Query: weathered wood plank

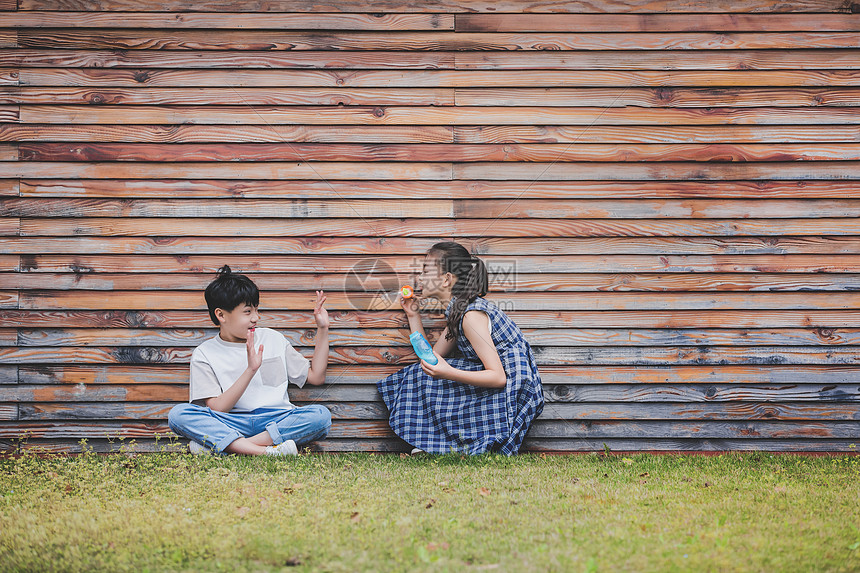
1;125;456;144
3;420;857;440
0;106;18;122
20;68;860;88
453;162;860;181
17;143;860;163
0;255;19;271
4;384;187;402
0;291;18;309
5;236;860;255
17;364;860;386
453;88;860;107
0;405;16;421
3;162;454;180
17;402;175;420
0;328;16;345
455;13;860;32
522;439;860;453
5;309;859;329
4;382;860;405
0;69;19;85
537;402;860;421
4;88;461;107
0;87;457;105
5;124;860;145
0;179;18;196
454;50;860;70
6;252;860;278
17;365;187;385
5;271;860;293
455;125;860;144
15;30;860;51
1;12;454;30
15;327;860;348
8;50;456;69
16;217;860;237
0;365;17;384
20;401;859;423
15;290;860;312
18;179;860;200
3;344;860;367
0;29;16;49
15;0;854;13
16;105;860;125
292;382;860;403
8;197;860;219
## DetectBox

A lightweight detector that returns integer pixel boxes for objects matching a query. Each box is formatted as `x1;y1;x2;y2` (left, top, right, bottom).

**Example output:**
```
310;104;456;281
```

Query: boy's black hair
204;265;260;326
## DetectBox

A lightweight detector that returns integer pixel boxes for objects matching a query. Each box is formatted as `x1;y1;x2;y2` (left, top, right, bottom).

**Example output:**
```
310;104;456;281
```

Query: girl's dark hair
204;265;260;326
428;241;488;340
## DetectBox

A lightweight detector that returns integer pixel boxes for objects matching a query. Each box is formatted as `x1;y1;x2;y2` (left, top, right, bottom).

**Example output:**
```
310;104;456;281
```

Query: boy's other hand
246;328;264;372
313;290;329;329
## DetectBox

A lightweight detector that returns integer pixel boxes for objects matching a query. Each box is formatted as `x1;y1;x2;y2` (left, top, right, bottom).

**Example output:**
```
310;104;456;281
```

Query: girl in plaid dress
378;241;544;455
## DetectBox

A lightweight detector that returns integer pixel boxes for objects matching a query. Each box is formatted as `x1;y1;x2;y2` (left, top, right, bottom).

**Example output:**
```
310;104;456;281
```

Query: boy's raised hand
246;328;263;372
313;290;329;328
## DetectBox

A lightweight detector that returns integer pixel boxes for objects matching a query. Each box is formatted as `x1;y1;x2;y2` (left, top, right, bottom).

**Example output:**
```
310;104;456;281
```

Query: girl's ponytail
428;242;489;340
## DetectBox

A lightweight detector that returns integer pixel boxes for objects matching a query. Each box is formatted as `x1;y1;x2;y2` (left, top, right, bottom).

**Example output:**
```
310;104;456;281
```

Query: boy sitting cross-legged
168;265;331;456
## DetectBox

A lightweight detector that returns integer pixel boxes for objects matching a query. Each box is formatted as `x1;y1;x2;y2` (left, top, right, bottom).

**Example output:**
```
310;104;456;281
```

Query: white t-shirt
189;327;310;413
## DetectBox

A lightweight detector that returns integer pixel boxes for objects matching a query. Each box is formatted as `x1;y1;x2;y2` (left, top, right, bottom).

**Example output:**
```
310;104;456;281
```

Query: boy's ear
213;308;226;324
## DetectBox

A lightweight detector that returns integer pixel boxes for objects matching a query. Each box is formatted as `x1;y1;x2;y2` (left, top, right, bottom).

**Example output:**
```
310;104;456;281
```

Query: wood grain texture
15;364;860;386
10;292;860;316
455;14;860;32
1;12;455;30
4;309;858;329
16;105;860;125
16;142;860;163
13;327;860;347
19;68;860;87
14;30;860;51
4;271;860;293
5;124;860;144
1;87;458;105
17;179;860;199
16;217;860;237
10;197;860;219
15;0;855;13
4;1;860;453
10;236;856;255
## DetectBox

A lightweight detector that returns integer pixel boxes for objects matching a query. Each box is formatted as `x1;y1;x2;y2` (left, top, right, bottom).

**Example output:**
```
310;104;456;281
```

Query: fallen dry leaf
350;511;361;523
427;541;450;551
425;499;436;509
478;487;491;497
640;472;650;478
236;506;250;517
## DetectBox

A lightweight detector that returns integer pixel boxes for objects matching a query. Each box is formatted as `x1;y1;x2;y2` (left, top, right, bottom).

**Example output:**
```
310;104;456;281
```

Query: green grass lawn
1;444;858;572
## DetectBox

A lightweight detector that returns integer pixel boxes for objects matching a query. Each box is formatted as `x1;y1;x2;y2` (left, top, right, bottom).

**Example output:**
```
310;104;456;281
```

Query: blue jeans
168;403;331;454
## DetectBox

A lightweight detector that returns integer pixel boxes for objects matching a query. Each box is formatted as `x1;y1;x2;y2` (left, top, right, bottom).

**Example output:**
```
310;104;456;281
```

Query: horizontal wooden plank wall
1;0;859;454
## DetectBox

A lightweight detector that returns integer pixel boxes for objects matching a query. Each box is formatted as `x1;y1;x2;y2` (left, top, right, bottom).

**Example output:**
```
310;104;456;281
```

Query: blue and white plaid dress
378;296;544;455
